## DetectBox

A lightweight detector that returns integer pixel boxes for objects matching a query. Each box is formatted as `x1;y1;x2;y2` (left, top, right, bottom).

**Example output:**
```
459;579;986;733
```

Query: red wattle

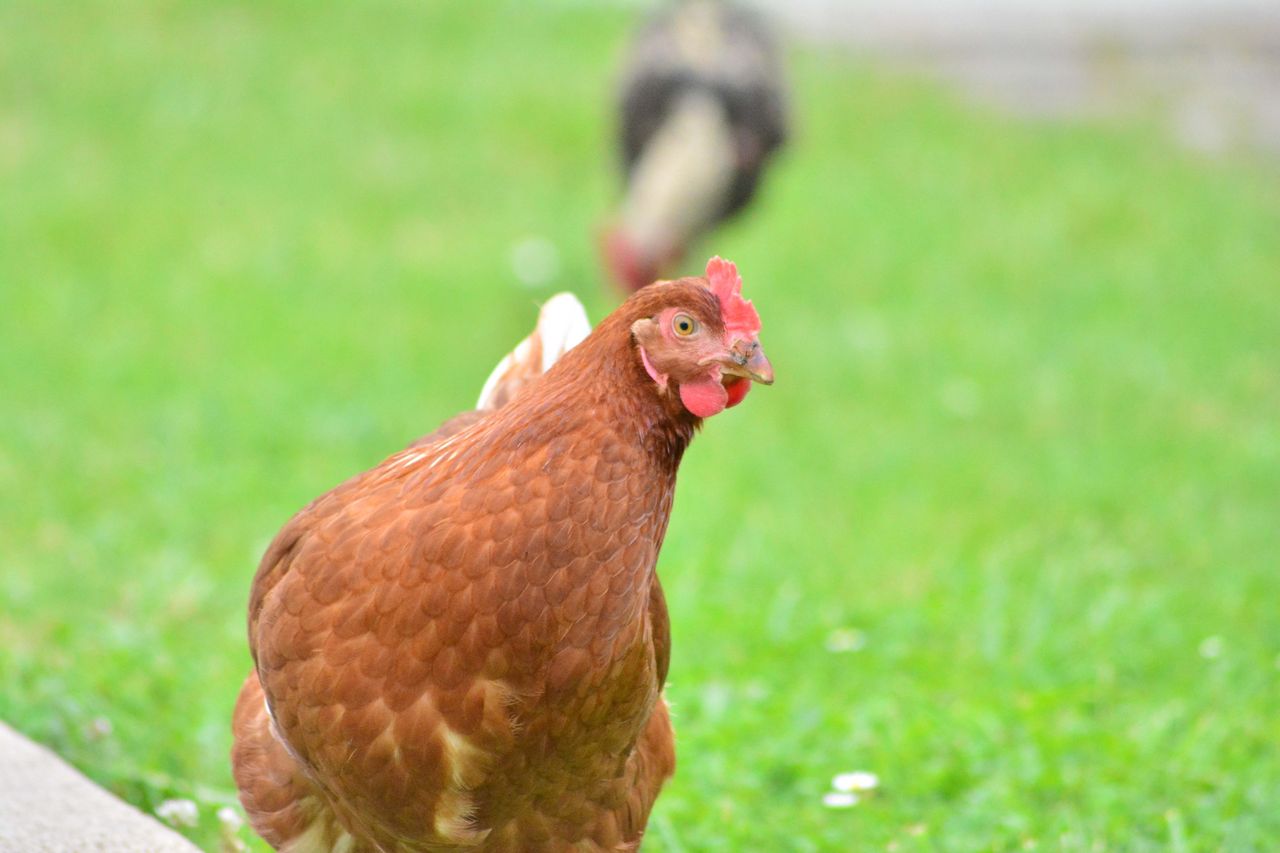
724;377;751;408
679;375;729;418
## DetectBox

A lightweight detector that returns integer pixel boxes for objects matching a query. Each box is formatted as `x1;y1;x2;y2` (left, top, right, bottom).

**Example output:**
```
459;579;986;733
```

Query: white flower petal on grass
85;716;113;740
155;798;199;828
217;806;243;833
822;791;859;808
825;627;866;653
833;771;879;792
1198;636;1223;659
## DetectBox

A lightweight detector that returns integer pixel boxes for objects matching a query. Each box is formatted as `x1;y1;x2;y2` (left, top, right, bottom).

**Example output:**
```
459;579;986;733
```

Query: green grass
2;2;1279;850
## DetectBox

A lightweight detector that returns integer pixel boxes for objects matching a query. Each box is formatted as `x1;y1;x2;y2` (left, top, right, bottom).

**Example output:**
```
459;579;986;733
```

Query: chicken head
630;256;772;418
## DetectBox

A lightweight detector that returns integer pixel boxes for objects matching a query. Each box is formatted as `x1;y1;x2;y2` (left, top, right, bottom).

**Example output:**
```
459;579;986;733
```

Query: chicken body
232;271;770;852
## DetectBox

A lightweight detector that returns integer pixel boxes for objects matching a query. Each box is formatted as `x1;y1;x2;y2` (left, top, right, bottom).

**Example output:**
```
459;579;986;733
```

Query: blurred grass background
2;2;1279;850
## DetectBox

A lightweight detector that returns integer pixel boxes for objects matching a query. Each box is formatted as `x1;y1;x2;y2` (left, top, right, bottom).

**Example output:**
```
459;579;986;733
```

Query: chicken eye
672;313;698;337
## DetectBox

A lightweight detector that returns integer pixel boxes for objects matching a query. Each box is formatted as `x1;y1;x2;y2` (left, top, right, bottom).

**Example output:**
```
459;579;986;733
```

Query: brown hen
231;258;772;852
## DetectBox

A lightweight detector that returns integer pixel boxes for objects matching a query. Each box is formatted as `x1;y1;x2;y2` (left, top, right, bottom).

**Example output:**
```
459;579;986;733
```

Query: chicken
231;258;772;852
603;1;789;291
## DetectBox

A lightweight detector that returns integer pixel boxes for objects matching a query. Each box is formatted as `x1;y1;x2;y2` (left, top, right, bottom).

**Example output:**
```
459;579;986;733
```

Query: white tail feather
476;293;591;410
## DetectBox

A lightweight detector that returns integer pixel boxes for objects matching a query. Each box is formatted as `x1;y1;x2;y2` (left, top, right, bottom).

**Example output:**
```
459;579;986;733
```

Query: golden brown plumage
231;260;771;852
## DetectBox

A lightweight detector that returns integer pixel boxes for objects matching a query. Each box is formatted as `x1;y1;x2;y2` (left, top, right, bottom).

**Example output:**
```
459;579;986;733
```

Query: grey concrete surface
759;0;1280;154
0;722;199;853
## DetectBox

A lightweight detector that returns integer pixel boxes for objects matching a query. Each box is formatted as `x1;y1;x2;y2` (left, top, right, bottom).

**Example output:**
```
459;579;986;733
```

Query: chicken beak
719;339;774;385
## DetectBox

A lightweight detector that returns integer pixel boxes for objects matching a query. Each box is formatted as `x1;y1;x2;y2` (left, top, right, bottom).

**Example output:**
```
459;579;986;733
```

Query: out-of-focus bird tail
476;293;591;410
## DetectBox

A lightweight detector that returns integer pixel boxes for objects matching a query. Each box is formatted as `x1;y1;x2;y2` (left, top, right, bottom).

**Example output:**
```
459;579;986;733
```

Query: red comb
706;256;761;338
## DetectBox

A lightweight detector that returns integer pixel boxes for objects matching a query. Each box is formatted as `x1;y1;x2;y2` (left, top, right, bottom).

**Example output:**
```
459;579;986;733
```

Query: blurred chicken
232;259;772;851
603;1;789;291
